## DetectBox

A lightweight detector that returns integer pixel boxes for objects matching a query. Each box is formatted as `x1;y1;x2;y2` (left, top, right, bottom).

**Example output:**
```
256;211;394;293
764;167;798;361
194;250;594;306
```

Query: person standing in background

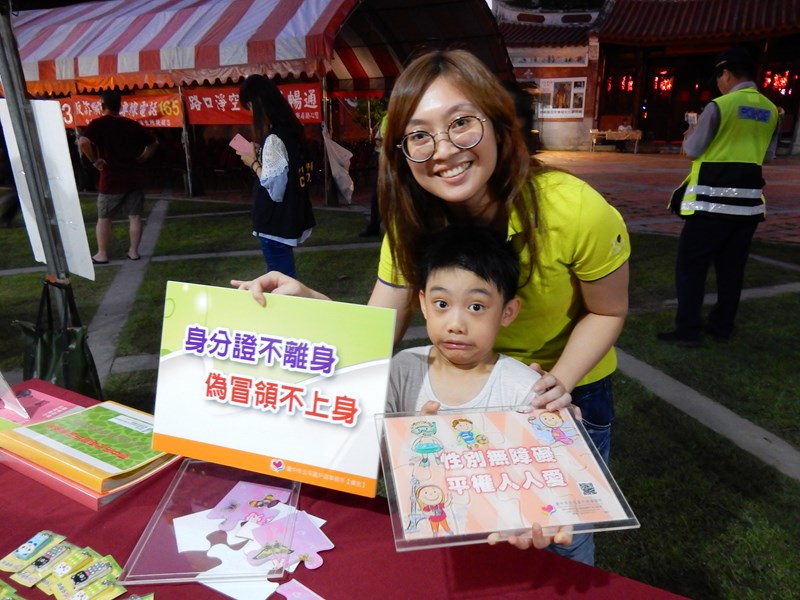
236;75;315;277
79;89;158;263
658;47;779;346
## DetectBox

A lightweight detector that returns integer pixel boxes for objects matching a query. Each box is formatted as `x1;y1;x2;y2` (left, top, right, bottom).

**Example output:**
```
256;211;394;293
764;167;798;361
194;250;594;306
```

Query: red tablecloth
1;380;685;599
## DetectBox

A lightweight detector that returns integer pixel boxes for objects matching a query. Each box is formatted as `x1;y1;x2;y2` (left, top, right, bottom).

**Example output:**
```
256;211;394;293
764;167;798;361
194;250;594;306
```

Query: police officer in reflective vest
659;47;780;347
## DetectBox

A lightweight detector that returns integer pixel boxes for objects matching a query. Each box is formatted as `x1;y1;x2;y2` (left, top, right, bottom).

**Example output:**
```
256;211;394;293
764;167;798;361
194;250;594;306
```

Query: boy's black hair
420;224;520;303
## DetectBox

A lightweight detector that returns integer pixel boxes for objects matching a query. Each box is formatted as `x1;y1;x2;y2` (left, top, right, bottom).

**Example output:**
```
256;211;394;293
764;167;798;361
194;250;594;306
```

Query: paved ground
538;150;800;244
4;150;800;481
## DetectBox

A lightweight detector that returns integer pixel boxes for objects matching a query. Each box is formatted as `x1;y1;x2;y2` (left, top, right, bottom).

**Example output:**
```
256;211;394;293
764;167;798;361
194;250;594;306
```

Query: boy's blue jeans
548;375;614;566
259;237;296;278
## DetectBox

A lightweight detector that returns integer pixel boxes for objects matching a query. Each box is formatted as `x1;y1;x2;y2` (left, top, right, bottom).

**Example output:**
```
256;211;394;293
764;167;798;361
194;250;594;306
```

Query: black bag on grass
12;279;103;400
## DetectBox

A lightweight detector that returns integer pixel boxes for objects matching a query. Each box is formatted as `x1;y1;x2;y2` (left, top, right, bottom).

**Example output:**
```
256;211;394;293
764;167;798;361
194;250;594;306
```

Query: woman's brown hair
378;49;544;294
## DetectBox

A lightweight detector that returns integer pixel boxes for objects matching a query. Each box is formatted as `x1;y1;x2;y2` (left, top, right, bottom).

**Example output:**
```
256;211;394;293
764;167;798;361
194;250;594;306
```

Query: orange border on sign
153;432;377;498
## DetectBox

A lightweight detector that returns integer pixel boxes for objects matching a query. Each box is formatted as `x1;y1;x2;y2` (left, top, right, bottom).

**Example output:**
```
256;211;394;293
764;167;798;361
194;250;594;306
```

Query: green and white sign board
152;281;395;497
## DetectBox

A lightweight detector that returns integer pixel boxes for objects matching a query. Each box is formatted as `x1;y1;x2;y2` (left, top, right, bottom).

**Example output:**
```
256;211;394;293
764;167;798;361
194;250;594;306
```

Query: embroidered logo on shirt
611;233;624;255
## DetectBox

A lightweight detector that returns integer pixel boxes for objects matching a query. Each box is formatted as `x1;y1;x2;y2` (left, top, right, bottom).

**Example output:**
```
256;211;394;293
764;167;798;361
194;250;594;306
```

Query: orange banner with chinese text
184;84;322;125
60;83;322;128
60;94;183;128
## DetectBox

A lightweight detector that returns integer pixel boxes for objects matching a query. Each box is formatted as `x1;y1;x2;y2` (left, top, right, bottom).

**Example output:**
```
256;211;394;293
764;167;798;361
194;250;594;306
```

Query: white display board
152;282;396;498
0;99;94;280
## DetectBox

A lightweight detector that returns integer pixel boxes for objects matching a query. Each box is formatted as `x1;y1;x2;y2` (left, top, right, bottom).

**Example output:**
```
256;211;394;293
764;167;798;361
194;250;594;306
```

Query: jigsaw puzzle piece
173;509;225;553
207;481;290;531
284;512;334;571
198;547;279;600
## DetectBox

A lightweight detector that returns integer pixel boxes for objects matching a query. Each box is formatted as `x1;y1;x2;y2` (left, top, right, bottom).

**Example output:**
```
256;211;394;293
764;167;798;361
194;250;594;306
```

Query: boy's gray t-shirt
386;345;540;413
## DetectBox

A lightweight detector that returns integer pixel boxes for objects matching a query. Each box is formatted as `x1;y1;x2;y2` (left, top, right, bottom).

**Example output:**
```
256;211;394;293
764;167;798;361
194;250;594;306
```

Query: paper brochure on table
377;406;639;551
152;281;395;497
0;380;83;432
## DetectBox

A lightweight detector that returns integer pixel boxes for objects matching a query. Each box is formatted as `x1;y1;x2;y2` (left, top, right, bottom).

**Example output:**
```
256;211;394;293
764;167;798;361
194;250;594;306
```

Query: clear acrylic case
376;406;639;551
120;458;300;584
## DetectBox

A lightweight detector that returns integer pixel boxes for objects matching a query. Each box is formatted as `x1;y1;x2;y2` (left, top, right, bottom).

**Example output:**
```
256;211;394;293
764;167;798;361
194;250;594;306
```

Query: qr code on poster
578;482;597;496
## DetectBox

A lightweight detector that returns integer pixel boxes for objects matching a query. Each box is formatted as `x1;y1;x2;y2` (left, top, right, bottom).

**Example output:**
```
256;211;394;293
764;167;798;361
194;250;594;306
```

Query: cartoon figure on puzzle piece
248;541;292;569
250;494;280;509
529;410;577;446
208;482;287;531
248;511;333;571
451;418;489;450
410;420;444;467
416;485;454;536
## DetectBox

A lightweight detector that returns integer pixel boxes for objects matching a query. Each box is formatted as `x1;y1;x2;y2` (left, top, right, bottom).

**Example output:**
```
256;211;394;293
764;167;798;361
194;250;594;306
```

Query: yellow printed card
152;282;395;497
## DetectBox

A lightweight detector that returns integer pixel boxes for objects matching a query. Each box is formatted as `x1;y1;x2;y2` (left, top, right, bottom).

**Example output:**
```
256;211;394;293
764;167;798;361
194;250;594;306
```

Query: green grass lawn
751;238;800;265
618;296;800;449
154;202;369;255
628;233;800;312
600;375;800;599
114;247;379;358
3;195;800;599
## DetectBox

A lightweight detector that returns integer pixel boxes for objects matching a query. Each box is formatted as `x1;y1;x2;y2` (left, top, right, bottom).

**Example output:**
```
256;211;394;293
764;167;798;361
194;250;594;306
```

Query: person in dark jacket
236;75;315;277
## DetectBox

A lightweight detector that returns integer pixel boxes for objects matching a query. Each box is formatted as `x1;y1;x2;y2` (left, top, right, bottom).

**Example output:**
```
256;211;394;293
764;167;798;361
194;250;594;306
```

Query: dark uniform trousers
675;216;759;339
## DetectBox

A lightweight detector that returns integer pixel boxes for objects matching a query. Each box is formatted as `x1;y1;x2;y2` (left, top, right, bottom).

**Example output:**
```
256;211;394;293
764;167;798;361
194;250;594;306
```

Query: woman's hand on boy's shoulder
528;364;572;411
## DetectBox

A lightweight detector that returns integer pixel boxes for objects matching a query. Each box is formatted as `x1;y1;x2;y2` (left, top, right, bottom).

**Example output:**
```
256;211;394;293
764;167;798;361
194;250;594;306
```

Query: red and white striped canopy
11;0;401;94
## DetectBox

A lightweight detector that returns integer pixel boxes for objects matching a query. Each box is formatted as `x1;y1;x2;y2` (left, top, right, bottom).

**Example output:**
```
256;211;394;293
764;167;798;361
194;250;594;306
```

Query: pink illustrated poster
379;407;639;550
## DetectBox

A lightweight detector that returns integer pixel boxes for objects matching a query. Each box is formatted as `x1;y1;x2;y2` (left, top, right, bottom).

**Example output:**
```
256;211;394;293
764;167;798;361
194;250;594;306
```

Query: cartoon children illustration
452;418;477;449
451;418;488;449
416;485;453;536
410;420;444;467
530;411;575;446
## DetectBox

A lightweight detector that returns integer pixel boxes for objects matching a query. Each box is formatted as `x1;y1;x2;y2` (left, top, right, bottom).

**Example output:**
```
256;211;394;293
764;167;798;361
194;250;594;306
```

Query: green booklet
0;401;178;493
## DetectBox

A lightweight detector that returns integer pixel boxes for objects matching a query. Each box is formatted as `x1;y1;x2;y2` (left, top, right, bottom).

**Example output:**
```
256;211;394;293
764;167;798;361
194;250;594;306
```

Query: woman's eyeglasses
397;116;486;163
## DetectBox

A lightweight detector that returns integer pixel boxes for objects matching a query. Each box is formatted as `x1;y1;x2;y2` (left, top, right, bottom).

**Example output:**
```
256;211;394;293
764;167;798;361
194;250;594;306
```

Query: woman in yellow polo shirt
233;49;629;566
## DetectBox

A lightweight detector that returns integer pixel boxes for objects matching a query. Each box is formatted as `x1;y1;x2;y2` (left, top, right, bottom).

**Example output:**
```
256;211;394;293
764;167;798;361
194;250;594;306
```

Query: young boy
385;224;574;554
385;224;540;414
